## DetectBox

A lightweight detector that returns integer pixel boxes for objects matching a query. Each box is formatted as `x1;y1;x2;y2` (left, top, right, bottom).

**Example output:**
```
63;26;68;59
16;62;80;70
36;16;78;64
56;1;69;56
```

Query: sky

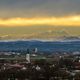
0;0;80;26
0;0;80;18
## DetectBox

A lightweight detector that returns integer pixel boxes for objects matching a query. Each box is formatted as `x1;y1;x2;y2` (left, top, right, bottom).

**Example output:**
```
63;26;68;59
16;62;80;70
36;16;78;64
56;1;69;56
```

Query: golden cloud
0;15;80;26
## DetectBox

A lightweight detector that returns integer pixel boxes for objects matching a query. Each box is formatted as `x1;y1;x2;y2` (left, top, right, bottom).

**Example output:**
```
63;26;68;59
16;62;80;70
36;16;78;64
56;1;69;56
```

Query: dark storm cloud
0;0;80;18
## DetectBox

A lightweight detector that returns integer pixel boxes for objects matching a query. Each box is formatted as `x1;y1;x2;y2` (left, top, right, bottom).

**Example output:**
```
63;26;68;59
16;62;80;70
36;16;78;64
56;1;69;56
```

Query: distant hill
0;40;80;52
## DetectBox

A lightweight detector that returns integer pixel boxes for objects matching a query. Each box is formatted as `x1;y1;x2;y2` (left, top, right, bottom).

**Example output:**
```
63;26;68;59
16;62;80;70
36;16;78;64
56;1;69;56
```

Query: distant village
0;48;80;80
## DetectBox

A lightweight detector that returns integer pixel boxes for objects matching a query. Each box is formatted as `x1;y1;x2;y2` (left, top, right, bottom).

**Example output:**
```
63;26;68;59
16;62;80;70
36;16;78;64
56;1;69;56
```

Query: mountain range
0;26;80;40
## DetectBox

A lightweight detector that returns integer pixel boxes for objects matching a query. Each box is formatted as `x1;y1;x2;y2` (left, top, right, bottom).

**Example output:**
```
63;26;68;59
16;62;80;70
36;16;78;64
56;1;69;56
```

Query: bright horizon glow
0;15;80;27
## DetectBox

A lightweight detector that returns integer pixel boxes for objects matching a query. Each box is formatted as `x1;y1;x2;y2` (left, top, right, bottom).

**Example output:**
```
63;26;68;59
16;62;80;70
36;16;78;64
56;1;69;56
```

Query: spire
26;54;30;63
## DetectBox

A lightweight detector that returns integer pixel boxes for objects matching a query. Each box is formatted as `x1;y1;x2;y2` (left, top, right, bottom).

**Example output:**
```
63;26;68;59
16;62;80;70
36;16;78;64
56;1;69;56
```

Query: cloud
0;15;80;26
0;0;80;18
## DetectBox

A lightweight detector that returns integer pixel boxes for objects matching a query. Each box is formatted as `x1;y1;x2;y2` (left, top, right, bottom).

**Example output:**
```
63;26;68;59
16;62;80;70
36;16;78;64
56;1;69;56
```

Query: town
0;48;80;80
